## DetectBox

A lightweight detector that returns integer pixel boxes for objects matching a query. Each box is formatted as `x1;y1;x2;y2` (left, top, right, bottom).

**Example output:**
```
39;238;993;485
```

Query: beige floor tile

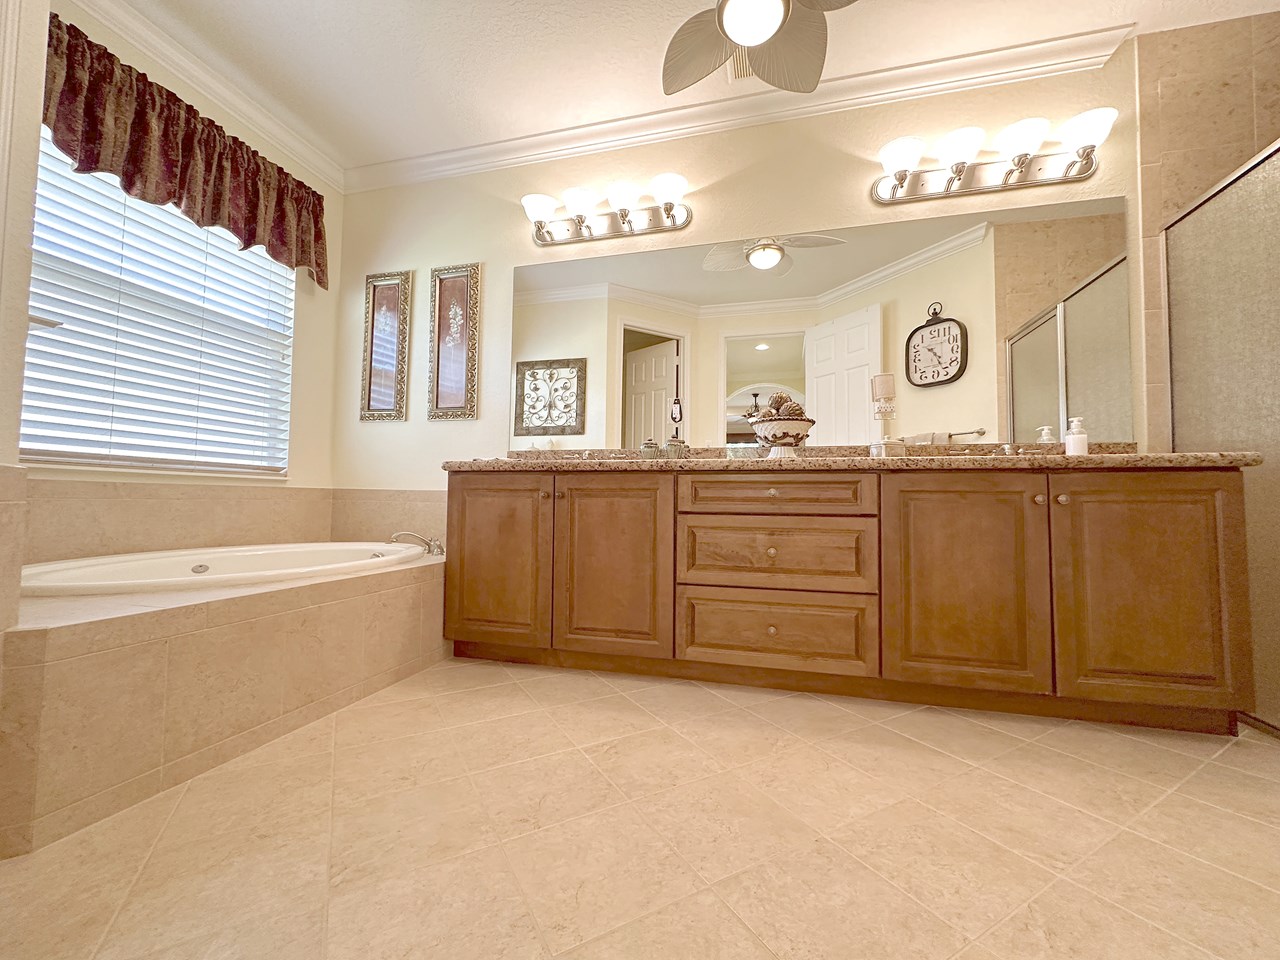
672;708;802;768
833;799;1054;938
941;707;1067;740
563;889;774;960
504;804;702;954
926;769;1119;872
883;707;1026;763
334;696;446;749
583;727;722;799
0;789;181;960
1131;792;1280;891
518;671;617;707
473;750;625;838
1071;832;1280;960
820;725;973;795
637;771;818;882
595;671;679;693
104;908;326;960
716;838;966;960
1178;762;1280;828
694;681;794;707
332;730;466;806
217;715;334;773
450;710;576;773
326;844;548;960
330;776;495;888
548;695;664;747
624;681;735;724
816;693;923;722
1034;723;1205;787
737;744;906;834
980;879;1214;960
156;754;332;851
360;660;516;703
985;744;1165;824
955;946;1003;960
98;817;329;959
434;682;541;726
498;660;572;678
1114;725;1233;759
1213;735;1280;783
746;694;870;742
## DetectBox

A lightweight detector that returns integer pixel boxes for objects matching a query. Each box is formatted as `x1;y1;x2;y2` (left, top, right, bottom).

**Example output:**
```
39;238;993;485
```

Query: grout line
320;716;336;960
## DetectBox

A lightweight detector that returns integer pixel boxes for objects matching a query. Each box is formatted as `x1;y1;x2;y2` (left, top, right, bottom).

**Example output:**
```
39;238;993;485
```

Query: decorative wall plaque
514;358;587;436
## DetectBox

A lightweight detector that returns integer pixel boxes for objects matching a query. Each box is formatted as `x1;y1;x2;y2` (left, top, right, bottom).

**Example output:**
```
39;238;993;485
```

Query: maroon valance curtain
42;13;329;289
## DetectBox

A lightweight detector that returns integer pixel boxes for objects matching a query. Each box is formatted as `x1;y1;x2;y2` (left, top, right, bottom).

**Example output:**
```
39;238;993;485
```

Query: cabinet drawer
677;515;878;593
676;586;879;676
678;473;878;516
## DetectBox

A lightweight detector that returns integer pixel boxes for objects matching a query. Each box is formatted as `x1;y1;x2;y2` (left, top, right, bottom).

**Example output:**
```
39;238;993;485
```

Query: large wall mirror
511;198;1131;449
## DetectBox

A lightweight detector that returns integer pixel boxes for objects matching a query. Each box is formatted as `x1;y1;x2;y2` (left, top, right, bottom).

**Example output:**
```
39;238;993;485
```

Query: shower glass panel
1008;309;1062;444
1063;259;1133;442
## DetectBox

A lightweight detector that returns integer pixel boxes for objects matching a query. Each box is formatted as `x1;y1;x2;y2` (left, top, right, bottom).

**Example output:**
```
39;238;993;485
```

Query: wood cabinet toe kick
445;468;1255;731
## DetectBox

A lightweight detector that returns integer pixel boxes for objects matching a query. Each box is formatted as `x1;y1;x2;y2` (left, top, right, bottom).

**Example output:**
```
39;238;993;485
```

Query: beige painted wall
334;42;1139;490
511;298;610;449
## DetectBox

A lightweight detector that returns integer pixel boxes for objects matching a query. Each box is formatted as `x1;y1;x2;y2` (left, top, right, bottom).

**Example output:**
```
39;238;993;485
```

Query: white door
805;305;882;445
624;339;678;448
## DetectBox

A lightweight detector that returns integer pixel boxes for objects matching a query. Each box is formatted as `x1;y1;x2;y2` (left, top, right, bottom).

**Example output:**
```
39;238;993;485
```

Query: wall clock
905;301;968;388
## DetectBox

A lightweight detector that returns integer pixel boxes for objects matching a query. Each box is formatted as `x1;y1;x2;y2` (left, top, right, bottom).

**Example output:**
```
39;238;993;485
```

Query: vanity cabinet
1050;472;1252;709
880;473;1055;694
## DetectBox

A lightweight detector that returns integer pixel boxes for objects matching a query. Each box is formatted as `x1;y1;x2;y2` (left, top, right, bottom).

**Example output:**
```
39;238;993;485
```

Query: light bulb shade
1056;107;1119;152
747;243;784;270
993;117;1050;161
878;136;926;177
561;187;599;219
936;126;986;169
871;373;896;401
717;0;789;47
606;180;643;213
649;172;689;207
520;193;560;224
754;342;771;351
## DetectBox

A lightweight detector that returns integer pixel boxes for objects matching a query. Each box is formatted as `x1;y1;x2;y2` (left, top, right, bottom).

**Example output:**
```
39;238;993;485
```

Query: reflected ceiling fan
702;234;845;277
663;0;860;95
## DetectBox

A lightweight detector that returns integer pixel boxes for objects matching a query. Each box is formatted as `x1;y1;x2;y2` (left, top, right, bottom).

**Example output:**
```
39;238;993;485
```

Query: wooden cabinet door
882;472;1054;693
1051;471;1253;709
446;473;553;648
553;474;675;659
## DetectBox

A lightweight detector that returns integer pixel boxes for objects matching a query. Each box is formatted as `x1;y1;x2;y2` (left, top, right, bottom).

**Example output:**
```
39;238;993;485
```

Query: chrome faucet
389;531;445;555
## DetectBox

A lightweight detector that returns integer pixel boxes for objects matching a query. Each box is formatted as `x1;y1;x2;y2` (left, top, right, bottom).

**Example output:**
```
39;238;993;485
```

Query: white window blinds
21;128;296;475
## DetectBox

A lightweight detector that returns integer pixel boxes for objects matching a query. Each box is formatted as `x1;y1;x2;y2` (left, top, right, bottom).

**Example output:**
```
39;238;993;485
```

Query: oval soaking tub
21;541;429;596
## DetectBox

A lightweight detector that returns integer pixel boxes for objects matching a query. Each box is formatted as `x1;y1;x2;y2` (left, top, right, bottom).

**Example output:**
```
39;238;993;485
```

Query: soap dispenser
1065;417;1088;455
1035;425;1057;445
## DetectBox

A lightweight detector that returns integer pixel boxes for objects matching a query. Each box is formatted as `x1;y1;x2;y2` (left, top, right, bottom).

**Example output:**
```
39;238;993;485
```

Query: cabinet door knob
1034;494;1047;505
766;625;779;637
765;547;779;558
540;491;550;499
767;488;779;498
1056;494;1071;505
555;491;565;499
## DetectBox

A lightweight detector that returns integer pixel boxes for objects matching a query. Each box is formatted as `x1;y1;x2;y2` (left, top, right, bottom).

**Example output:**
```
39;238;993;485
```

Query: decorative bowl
750;417;816;458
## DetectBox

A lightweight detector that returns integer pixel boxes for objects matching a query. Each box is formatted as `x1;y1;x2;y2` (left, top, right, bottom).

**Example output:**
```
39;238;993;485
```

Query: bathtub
21;541;430;596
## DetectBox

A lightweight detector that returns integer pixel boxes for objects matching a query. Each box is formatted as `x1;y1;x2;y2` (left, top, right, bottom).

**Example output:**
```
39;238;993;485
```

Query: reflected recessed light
755;342;770;351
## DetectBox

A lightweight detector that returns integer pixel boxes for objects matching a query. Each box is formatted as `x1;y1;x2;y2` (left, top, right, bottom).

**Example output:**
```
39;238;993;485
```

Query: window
21;128;296;475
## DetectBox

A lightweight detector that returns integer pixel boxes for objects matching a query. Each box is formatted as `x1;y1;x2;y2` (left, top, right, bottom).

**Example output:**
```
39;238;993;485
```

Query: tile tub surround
2;658;1278;960
0;558;446;859
0;465;25;637
330;487;447;545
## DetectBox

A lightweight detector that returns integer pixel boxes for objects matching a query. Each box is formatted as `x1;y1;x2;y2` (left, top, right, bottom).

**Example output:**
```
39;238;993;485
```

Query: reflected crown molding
346;26;1132;191
515;222;990;320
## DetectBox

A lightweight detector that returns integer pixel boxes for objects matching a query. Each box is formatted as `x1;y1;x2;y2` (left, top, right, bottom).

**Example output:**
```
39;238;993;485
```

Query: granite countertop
443;452;1262;472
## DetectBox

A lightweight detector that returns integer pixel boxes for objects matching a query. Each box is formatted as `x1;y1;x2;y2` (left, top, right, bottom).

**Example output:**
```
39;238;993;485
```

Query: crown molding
75;0;345;192
698;296;821;320
816;221;990;307
345;25;1132;192
513;283;612;309
605;284;699;317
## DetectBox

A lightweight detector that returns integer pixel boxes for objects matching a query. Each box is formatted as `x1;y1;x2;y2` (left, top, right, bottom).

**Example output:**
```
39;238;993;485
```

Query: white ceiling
513;197;1124;306
95;0;1280;187
726;335;806;388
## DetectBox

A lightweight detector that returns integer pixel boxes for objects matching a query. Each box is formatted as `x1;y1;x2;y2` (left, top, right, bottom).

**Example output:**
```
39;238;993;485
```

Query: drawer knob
540;491;550;499
765;547;779;559
1056;494;1071;505
766;625;778;637
768;488;779;498
1034;494;1047;505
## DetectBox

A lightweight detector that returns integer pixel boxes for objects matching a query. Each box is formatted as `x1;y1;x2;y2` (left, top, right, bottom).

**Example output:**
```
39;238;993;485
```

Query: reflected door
805;305;881;445
624;340;678;448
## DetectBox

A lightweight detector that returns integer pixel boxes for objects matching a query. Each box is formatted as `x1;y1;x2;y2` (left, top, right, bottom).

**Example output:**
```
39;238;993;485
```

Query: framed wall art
428;262;481;419
360;270;412;421
514;358;588;436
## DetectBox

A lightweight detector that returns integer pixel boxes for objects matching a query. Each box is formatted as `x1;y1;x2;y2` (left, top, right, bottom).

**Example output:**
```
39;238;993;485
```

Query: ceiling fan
663;0;859;96
702;234;845;276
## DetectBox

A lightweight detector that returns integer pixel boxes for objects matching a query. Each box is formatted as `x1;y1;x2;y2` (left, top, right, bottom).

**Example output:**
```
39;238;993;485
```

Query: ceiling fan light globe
877;136;926;177
520;193;560;224
747;242;785;270
718;0;790;47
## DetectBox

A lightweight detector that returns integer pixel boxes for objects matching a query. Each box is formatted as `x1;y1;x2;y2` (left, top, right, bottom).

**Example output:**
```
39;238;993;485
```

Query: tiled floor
4;658;1280;960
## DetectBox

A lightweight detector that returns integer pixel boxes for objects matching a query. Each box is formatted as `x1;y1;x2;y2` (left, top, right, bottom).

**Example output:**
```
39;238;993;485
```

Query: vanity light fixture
520;172;693;247
871;108;1117;204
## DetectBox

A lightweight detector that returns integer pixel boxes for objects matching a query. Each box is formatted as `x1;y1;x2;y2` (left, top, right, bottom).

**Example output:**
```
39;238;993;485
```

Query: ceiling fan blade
703;243;749;271
747;2;827;93
663;9;737;95
772;252;797;277
780;233;846;248
795;0;860;11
